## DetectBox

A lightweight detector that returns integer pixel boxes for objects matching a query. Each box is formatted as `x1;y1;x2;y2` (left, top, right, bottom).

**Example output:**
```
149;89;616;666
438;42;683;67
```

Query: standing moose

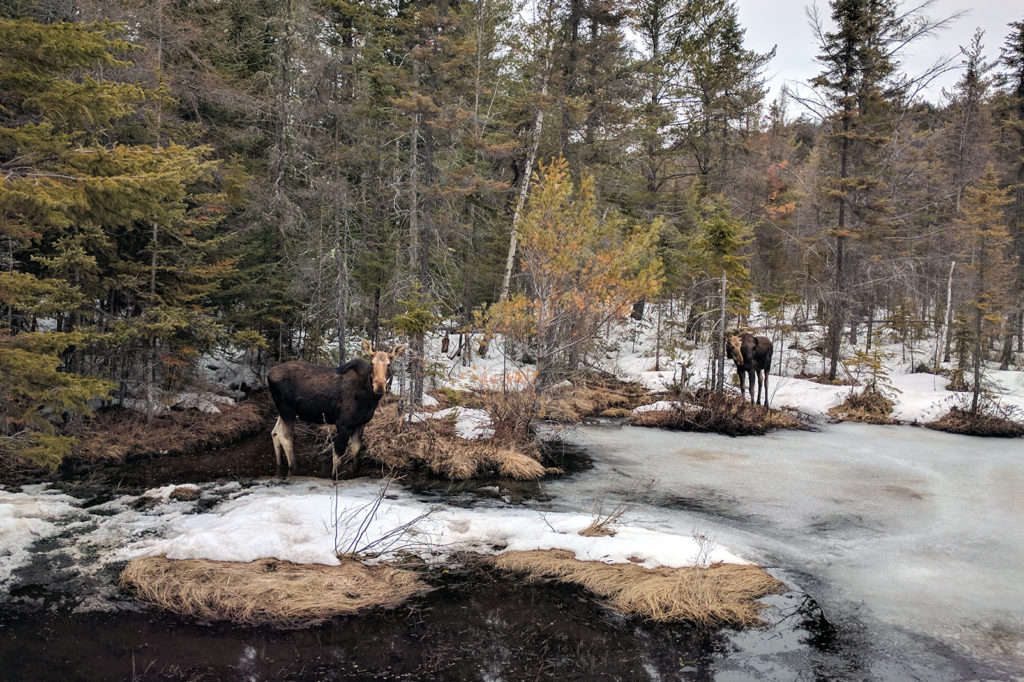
725;332;773;407
268;339;406;477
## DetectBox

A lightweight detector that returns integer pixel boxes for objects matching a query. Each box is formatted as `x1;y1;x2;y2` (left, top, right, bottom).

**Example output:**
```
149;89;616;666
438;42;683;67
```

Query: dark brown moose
725;332;773;406
268;339;406;477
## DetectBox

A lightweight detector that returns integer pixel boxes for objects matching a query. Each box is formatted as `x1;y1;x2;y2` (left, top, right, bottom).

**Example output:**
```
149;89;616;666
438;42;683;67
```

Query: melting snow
0;477;745;608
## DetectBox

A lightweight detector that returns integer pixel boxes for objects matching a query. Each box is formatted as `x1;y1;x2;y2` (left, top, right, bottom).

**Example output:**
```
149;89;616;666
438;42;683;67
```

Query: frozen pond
550;423;1024;679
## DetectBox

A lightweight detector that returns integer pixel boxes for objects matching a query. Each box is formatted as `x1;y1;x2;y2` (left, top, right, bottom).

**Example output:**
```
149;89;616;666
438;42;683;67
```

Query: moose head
362;338;407;395
725;334;744;367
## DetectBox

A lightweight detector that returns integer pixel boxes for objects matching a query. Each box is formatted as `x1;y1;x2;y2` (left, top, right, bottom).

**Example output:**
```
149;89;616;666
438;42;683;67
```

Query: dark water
2;572;742;681
0;431;992;681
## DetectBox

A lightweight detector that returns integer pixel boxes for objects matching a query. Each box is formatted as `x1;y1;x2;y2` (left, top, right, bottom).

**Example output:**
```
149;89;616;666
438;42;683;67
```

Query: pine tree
804;0;950;380
1;17;230;463
998;19;1024;368
490;158;662;389
676;0;773;191
956;168;1013;412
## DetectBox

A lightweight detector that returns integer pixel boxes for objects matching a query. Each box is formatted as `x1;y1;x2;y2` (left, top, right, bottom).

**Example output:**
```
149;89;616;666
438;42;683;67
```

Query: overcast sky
734;0;1024;110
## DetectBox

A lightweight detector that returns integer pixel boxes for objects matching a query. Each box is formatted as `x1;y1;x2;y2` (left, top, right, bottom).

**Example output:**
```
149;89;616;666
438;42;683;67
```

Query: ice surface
553;423;1024;670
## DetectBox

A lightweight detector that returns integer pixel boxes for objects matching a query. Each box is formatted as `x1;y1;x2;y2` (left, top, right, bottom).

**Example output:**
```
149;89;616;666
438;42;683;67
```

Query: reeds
492;549;784;627
119;555;431;628
827;387;898;424
73;401;266;462
362;404;548;481
926;405;1024;437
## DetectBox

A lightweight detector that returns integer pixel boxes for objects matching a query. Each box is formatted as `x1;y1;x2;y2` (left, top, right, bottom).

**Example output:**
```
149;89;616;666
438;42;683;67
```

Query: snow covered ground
0;477;745;606
418;311;1024;423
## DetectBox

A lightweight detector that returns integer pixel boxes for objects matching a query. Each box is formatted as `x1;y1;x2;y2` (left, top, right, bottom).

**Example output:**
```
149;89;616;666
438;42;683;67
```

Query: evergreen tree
1;17;229;464
956;168;1013;412
804;0;949;380
998;18;1024;367
676;0;773;191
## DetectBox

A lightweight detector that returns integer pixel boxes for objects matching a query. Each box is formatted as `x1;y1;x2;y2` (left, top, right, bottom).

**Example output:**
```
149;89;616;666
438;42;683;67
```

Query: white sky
735;0;1024;109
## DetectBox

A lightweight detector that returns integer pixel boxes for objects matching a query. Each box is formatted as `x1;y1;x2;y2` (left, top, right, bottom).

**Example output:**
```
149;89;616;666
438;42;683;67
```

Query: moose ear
361;338;374;355
390;344;407;359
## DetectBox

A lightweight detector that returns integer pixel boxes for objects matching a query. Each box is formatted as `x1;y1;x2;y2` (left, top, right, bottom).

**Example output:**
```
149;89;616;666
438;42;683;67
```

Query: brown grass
73;400;266;463
492;549;784;627
492;448;547;480
538;375;650;422
827;387;898;425
578;521;617;537
630;390;808;436
361;404;547;481
119;555;431;629
925;406;1024;437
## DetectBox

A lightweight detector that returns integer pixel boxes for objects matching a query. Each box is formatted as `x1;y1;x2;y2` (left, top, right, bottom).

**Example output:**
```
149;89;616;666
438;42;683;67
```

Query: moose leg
271;417;296;470
746;368;755;403
348;423;365;464
271;417;283;467
333;425;352;478
760;369;769;407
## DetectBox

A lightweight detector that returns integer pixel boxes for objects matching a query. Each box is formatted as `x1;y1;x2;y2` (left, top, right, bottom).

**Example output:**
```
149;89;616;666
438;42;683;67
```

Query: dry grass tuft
119;555;430;629
538;375;650;422
73;400;266;463
492;549;783;627
630;390;807;436
169;485;200;501
493;448;546;480
430;450;480;480
827;387;897;425
925;406;1024;437
578;521;616;537
361;404;547;481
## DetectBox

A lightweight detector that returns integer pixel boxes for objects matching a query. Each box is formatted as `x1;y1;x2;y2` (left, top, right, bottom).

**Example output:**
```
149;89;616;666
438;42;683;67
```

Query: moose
268;339;406;477
725;332;773;407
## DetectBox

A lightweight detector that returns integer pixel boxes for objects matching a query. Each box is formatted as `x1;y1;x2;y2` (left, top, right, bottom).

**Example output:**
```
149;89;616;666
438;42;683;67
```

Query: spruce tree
956;168;1013;412
1;17;229;464
805;0;949;380
999;19;1024;368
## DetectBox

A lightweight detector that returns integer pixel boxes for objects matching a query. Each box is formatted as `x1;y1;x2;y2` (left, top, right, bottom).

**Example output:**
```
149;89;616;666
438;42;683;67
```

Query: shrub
630;390;807;435
925;401;1024;437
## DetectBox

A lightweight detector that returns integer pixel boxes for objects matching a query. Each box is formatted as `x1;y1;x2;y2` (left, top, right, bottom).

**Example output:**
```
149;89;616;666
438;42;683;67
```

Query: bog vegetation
3;0;1024;470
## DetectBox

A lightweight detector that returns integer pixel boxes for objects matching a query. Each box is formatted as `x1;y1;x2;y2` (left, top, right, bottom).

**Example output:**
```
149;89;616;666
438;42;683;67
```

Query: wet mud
0;562;853;682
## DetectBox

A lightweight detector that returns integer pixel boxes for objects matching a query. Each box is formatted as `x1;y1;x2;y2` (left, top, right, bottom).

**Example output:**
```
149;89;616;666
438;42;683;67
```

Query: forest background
3;0;1024;468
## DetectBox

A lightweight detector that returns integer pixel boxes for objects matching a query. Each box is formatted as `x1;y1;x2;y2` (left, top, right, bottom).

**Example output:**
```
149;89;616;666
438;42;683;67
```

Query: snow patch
0;486;85;590
413;406;495;440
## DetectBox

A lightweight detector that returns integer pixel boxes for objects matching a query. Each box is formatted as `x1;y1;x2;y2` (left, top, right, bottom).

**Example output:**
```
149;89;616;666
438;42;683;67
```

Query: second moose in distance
726;332;773;407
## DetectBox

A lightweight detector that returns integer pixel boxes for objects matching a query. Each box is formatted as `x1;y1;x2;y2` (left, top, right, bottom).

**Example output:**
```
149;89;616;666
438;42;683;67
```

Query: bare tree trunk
827;111;852;381
408;108;420;274
943;261;955;364
972;256;984;414
654;301;662;372
334;192;349;364
999;312;1016;369
499;0;554;301
499;106;543;301
717;271;726;391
